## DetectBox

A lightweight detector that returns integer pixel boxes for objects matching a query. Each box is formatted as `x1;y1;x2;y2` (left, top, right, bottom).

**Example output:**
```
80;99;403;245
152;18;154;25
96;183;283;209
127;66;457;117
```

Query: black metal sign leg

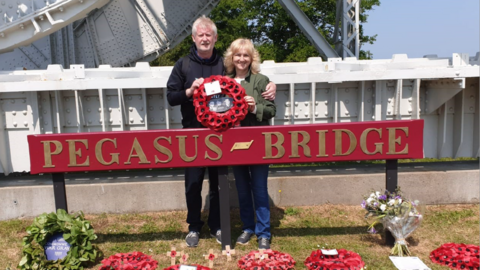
217;166;231;250
385;159;398;246
52;173;68;212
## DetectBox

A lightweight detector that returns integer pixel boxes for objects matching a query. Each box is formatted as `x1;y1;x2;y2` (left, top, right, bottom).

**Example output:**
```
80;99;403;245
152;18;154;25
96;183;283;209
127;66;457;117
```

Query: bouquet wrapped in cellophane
361;188;423;256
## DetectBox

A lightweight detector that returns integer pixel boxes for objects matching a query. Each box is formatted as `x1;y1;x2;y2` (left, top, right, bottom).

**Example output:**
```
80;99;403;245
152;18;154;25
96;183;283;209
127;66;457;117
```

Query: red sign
28;120;424;174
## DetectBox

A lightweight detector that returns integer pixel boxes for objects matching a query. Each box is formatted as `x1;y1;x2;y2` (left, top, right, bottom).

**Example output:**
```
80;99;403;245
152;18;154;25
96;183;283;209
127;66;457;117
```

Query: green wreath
18;209;103;270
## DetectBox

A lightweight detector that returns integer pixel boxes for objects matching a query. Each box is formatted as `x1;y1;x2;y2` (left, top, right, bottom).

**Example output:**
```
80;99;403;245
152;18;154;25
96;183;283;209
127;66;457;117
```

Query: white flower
398;199;402;204
375;191;381;197
380;204;387;211
370;193;375;198
388;199;395;206
366;197;374;203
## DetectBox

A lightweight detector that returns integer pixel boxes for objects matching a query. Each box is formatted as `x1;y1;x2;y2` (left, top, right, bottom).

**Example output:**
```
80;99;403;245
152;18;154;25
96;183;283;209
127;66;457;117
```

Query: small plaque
179;265;197;270
208;97;233;113
321;249;338;255
44;233;70;260
204;81;222;96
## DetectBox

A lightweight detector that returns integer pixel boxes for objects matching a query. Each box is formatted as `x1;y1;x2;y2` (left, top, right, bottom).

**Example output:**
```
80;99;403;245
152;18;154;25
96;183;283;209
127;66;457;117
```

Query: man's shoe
210;230;222;244
258;238;270;249
185;231;200;247
236;231;254;245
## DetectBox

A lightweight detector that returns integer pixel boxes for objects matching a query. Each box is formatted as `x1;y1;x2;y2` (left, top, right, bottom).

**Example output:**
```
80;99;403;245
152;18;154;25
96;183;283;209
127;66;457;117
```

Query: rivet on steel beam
408;109;412;113
149;117;154;122
129;118;134;123
160;117;164;122
22;99;26;103
129;107;133;112
108;108;112;112
13;122;17;127
128;96;132;100
372;116;375;120
88;120;92;124
345;88;349;93
470;107;474;111
24;121;28;126
315;112;319;116
107;97;111;101
140;107;144;111
388;98;392;103
449;107;453;112
324;111;328;116
23;110;27;115
99;119;102;123
87;109;91;113
149;106;154;111
387;110;391;115
304;112;308;117
12;111;16;115
44;121;48;126
10;99;15;103
345;111;350;116
294;102;298;107
98;108;102;112
367;111;371;114
315;101;319;105
304;101;308;106
66;109;70;113
109;119;113;123
345;100;350;104
19;23;24;29
58;7;63;12
285;102;290;107
67;121;71;124
140;119;144;123
39;15;44;20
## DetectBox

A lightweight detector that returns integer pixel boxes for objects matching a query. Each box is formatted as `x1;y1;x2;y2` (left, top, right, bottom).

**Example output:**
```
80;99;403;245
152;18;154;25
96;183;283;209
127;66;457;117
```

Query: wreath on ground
193;75;248;132
237;250;296;270
162;264;210;270
18;209;102;270
100;252;158;270
304;249;366;270
430;243;479;270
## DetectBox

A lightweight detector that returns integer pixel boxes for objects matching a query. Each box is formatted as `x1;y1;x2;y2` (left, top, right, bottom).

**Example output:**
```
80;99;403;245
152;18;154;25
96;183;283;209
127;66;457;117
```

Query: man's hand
262;81;277;101
186;78;204;97
244;96;256;113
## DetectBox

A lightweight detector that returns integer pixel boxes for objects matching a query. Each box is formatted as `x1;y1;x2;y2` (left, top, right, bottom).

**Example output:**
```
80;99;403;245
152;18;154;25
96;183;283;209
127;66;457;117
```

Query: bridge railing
0;53;478;174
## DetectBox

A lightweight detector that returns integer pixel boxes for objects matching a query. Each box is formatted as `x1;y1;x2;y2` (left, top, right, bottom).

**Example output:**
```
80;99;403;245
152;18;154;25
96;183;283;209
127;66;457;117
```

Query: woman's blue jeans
233;164;271;239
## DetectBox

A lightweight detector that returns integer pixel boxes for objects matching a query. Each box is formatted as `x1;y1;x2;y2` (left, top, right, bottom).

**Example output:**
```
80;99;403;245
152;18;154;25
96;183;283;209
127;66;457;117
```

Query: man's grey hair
192;15;217;36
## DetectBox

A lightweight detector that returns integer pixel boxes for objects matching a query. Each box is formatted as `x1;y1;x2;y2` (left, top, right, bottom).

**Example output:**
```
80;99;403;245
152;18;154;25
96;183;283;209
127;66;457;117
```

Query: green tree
151;0;379;66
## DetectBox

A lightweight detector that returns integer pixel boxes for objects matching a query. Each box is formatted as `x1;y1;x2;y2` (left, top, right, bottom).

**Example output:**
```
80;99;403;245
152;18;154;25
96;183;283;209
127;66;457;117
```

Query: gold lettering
387;127;409;154
263;132;285;159
42;140;63;168
205;134;223;161
289;131;311;158
316;130;328;157
360;128;383;155
154;136;173;163
66;139;90;167
124;138;151;165
95;138;120;165
333;129;357;156
177;135;198;162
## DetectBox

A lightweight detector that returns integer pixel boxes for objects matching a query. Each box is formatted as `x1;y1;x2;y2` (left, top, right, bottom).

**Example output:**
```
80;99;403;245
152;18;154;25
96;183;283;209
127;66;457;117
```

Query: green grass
1;204;478;270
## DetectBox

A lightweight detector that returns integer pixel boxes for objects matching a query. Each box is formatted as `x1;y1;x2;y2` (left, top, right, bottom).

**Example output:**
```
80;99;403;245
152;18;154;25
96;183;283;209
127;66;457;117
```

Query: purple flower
378;195;387;200
361;200;366;209
373;202;379;207
368;227;377;234
395;195;402;199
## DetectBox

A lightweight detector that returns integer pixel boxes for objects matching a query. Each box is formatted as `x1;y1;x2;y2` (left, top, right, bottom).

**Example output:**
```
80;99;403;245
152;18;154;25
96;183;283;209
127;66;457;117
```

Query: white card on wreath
389;256;431;270
179;265;197;270
204;81;222;96
321;249;338;255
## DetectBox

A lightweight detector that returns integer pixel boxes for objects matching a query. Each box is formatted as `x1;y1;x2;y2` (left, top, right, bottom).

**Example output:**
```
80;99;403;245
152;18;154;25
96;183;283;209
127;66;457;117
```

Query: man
167;15;276;247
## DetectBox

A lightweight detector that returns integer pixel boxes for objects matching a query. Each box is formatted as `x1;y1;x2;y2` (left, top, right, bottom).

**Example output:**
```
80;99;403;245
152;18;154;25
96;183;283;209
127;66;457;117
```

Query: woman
224;38;276;249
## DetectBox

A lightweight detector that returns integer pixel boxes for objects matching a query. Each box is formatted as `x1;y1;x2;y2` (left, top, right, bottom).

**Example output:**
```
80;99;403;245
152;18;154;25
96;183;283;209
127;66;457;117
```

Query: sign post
28;120;424;249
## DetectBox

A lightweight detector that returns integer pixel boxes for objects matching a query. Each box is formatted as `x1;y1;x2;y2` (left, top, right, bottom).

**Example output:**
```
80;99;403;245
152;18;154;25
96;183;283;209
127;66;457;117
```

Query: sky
361;0;480;60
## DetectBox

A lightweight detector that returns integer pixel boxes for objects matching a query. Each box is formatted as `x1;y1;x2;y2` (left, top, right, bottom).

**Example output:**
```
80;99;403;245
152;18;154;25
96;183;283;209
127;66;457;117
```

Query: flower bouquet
361;188;422;256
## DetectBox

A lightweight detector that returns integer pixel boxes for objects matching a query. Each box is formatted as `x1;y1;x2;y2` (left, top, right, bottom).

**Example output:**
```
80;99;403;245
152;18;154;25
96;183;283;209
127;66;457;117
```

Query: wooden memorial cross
180;251;189;264
255;249;269;260
204;249;217;268
221;245;236;261
167;247;180;266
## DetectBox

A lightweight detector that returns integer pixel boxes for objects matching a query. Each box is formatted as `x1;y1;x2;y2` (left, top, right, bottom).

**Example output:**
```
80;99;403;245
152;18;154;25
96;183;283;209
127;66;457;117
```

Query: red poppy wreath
237;250;296;270
304;249;366;270
430;243;479;270
162;264;211;270
193;75;248;132
99;251;158;270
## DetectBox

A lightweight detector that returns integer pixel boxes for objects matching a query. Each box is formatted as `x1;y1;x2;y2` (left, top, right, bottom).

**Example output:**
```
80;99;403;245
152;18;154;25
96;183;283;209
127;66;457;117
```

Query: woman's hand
244;96;256;113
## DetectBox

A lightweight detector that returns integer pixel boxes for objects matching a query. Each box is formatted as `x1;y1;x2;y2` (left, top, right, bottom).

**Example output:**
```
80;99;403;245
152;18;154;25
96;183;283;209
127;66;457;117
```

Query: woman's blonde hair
224;38;261;75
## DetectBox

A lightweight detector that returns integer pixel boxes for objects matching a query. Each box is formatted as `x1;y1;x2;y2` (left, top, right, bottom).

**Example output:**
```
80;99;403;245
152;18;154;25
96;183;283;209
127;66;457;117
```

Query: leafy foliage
151;0;380;66
18;209;102;270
